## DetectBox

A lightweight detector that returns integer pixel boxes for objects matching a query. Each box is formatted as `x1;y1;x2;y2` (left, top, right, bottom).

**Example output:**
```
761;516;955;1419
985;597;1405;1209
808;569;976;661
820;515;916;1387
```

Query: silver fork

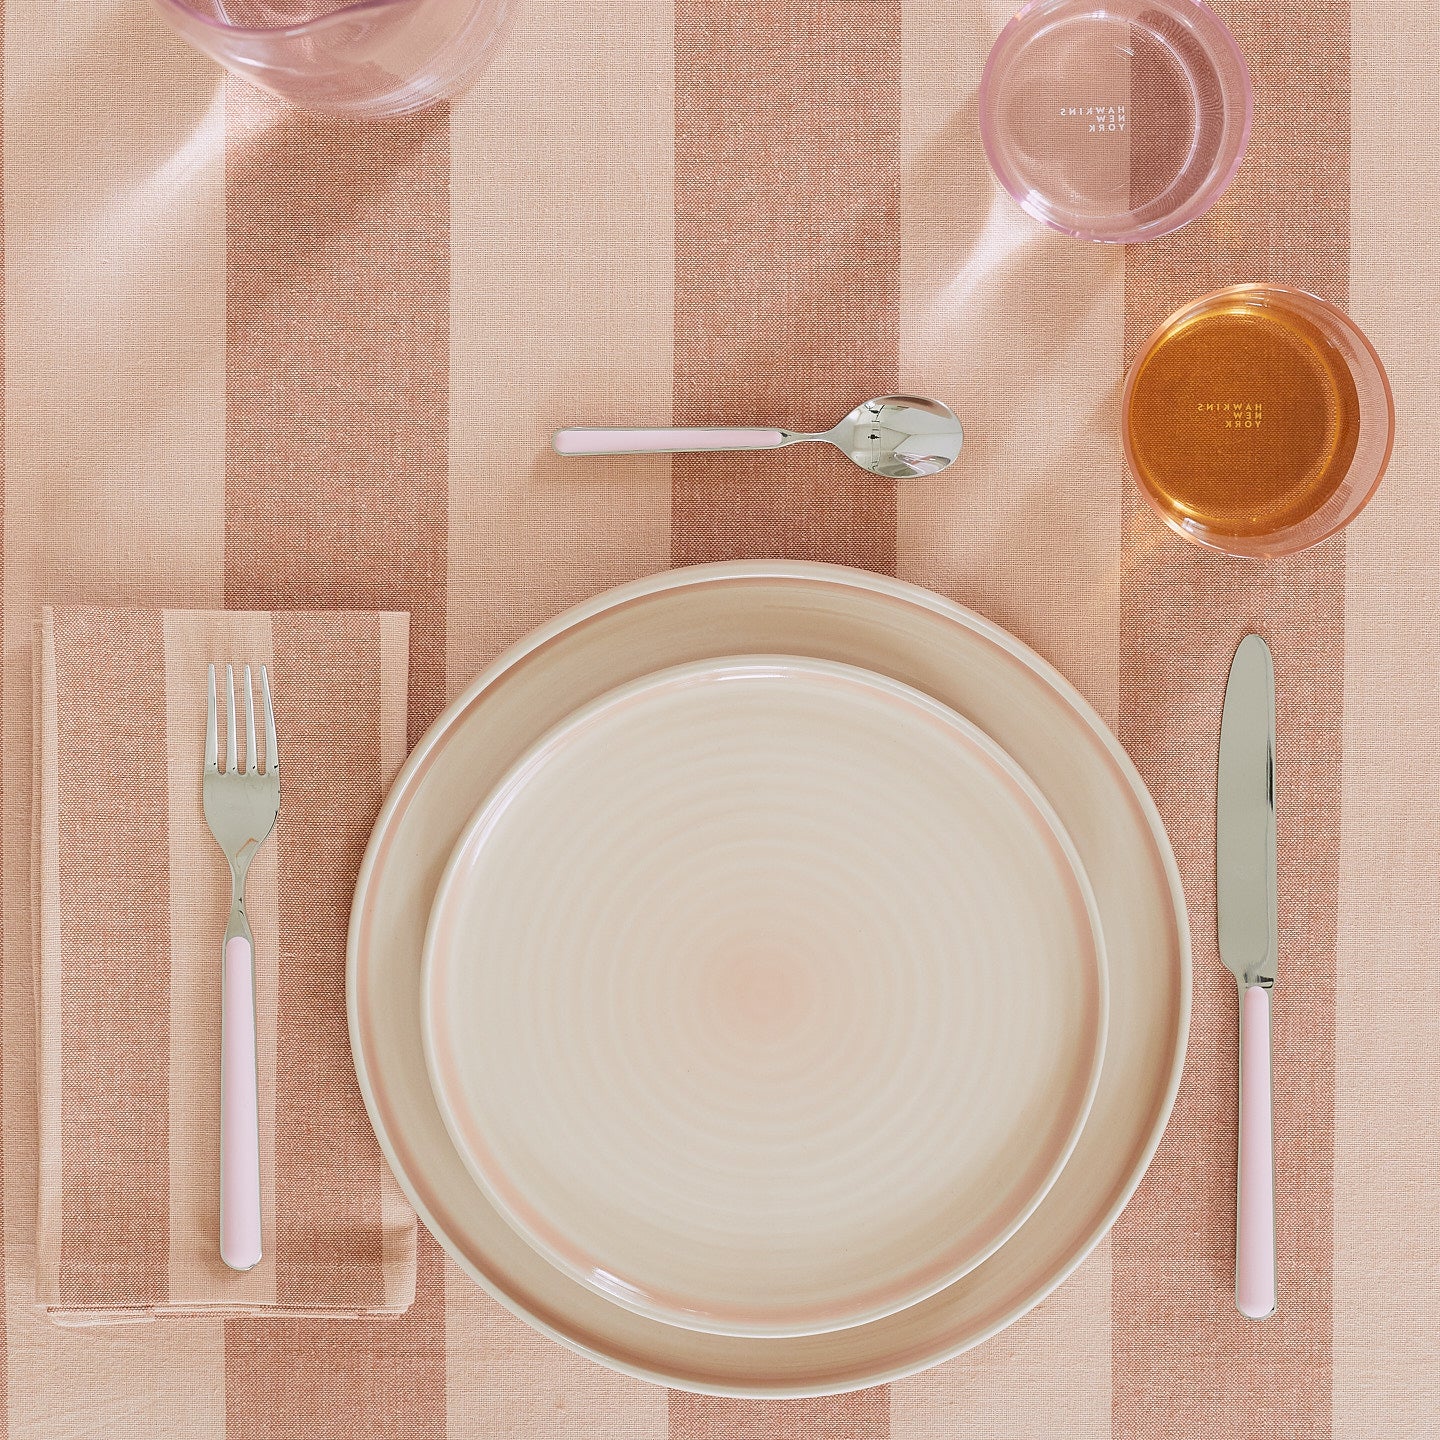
203;663;280;1272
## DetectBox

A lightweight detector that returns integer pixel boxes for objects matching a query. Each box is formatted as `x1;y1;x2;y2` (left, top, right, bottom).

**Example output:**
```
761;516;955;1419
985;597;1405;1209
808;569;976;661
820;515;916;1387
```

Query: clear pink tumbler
152;0;514;115
979;0;1252;243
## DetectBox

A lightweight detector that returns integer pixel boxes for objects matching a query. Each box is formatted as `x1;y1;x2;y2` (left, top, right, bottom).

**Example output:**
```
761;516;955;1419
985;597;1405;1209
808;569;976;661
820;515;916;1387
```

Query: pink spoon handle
1236;983;1276;1318
220;935;262;1271
552;427;787;455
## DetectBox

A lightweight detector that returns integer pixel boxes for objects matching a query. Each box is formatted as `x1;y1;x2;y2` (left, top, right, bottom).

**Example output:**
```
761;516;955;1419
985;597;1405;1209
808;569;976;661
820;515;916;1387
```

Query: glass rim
152;0;431;42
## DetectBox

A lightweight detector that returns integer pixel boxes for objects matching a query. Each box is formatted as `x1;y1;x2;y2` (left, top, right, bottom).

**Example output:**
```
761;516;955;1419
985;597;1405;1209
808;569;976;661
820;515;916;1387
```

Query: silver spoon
552;396;964;479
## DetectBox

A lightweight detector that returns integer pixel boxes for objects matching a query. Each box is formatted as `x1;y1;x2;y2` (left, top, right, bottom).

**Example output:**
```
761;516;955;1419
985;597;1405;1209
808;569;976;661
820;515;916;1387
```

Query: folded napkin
34;607;415;1323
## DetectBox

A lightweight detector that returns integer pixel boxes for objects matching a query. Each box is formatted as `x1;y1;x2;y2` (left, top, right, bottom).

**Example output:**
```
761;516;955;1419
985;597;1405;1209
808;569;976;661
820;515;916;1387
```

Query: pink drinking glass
153;0;514;115
979;0;1252;243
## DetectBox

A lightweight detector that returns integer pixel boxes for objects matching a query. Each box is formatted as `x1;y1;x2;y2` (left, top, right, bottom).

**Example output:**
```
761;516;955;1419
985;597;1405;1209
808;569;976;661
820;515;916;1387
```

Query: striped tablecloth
2;0;1436;1435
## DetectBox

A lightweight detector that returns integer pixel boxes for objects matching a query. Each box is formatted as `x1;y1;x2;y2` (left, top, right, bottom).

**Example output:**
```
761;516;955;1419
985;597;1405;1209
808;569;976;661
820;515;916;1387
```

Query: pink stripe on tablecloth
221;91;449;752
2;0;228;1417
671;1390;890;1439
0;2;7;1411
221;84;448;1436
670;0;900;573
441;0;674;693
1333;8;1440;1431
1112;1;1349;1435
670;0;899;1432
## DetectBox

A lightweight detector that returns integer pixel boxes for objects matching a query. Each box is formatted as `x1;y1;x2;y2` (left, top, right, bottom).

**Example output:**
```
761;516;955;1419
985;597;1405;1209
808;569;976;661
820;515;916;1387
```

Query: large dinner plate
421;656;1108;1339
348;561;1190;1395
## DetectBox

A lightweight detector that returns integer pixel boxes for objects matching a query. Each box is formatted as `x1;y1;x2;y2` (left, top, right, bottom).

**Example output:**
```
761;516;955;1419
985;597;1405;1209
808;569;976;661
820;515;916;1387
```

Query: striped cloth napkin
33;607;417;1323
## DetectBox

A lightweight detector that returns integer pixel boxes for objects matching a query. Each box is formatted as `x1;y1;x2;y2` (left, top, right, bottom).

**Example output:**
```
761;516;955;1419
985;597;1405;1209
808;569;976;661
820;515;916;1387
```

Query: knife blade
1217;632;1277;1320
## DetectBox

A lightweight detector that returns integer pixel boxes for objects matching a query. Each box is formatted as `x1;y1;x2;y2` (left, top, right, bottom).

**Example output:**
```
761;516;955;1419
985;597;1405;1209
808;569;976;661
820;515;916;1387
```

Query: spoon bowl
552;396;964;478
822;396;965;479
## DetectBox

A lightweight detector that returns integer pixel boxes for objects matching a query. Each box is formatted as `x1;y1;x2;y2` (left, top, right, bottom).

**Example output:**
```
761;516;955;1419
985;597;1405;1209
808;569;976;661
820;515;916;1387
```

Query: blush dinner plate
348;561;1190;1395
421;656;1107;1339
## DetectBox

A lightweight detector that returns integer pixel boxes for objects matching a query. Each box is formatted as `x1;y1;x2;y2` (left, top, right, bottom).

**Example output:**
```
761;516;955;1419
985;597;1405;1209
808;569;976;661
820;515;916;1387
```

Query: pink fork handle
552;427;786;455
1236;983;1276;1318
221;935;262;1271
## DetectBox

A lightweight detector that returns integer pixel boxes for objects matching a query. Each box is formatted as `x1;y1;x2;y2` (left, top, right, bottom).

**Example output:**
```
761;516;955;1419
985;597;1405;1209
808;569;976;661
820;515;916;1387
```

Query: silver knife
1217;633;1277;1319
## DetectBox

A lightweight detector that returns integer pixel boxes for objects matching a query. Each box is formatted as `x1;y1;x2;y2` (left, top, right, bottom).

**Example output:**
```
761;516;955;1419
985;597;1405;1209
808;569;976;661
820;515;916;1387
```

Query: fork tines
206;663;277;777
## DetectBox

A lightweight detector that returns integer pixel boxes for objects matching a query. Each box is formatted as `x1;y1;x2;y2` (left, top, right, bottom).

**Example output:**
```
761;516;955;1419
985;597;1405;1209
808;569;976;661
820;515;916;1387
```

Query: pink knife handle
221;935;262;1272
552;427;786;455
1236;983;1276;1318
